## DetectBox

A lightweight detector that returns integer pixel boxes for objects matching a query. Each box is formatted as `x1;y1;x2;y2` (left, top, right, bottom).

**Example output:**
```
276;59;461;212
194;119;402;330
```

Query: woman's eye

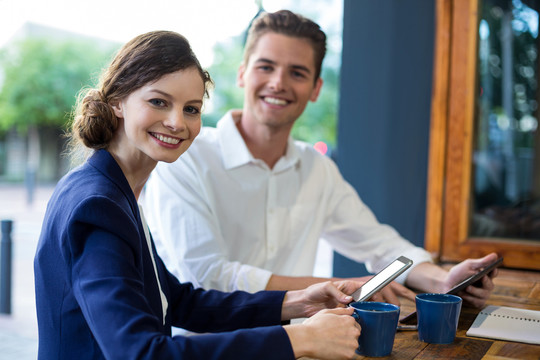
185;106;200;115
149;99;166;107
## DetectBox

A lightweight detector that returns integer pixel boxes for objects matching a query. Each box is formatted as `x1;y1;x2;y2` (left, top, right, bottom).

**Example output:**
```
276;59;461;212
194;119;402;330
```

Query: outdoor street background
0;184;54;359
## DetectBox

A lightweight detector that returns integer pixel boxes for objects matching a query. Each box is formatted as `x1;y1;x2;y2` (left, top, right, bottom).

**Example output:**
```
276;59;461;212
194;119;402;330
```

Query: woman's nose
163;111;186;132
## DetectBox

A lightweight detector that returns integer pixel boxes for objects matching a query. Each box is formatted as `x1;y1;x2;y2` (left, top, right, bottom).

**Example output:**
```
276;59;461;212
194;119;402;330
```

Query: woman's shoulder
50;161;133;219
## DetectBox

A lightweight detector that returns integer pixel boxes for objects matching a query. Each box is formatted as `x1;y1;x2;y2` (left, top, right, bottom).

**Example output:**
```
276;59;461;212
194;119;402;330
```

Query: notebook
466;305;540;345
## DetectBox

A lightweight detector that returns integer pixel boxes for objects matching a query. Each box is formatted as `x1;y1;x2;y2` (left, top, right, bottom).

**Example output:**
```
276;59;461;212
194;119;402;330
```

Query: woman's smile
150;132;182;146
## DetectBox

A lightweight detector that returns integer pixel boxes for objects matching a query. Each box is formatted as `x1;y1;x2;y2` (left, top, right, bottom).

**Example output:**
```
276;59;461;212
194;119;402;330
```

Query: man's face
237;32;323;131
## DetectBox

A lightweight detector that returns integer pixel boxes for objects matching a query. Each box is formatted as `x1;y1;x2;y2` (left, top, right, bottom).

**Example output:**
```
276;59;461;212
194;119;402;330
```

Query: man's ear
237;63;246;88
110;100;123;119
310;77;324;102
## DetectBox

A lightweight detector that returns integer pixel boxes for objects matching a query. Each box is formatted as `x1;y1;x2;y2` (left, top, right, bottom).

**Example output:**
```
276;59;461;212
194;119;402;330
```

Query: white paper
466;305;540;345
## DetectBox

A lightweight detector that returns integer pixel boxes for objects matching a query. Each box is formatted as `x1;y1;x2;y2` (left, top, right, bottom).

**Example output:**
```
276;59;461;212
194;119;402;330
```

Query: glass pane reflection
472;0;540;240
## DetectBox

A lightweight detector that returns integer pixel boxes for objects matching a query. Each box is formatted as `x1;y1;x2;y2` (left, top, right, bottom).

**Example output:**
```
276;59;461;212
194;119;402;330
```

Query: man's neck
233;110;291;169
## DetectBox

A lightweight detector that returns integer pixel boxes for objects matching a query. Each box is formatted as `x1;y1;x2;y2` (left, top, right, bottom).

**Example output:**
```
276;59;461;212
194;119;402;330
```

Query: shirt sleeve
318;158;433;283
142;158;273;293
68;195;294;360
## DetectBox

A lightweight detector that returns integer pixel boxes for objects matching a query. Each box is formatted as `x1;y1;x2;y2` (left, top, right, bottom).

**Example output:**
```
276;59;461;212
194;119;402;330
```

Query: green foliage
203;37;245;128
0;37;116;133
292;65;339;147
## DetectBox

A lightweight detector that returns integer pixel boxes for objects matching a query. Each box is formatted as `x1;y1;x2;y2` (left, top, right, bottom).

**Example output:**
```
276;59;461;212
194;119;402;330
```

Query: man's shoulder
156;126;223;173
292;140;332;162
290;140;344;178
188;126;219;151
183;126;221;156
197;125;220;143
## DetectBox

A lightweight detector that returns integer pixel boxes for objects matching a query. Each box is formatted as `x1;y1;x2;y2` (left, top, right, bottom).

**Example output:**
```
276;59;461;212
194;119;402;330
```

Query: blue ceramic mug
350;301;400;357
416;293;462;344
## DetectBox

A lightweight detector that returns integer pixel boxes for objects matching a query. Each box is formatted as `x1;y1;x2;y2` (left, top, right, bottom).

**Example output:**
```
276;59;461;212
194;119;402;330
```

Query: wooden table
354;267;540;360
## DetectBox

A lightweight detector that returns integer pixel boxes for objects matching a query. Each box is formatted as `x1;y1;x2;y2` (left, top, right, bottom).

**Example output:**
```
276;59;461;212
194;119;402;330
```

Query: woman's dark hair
68;30;212;159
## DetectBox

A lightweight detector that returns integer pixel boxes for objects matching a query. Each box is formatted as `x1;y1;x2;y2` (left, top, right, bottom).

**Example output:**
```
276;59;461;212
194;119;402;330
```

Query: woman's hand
285;307;361;360
281;280;362;320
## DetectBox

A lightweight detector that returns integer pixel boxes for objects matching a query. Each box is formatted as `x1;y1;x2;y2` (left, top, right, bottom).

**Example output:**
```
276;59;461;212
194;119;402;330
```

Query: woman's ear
110;100;123;119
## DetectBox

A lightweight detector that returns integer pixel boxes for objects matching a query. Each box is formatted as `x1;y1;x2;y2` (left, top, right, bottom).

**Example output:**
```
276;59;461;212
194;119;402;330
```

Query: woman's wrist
281;290;307;320
284;323;312;359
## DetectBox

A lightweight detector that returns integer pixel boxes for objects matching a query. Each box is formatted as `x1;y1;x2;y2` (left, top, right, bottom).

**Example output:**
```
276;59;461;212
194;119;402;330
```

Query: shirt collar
217;110;300;172
218;110;254;170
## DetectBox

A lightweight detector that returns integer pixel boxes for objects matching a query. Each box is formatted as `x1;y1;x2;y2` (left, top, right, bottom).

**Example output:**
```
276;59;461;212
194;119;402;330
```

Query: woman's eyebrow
147;89;172;98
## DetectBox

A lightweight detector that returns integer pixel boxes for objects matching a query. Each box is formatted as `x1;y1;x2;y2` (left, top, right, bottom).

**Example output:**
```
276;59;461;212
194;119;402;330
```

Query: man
143;9;497;307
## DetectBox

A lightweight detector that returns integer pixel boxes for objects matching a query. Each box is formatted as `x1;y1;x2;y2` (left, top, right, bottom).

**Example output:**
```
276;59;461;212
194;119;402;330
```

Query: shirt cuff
395;248;434;284
235;266;274;293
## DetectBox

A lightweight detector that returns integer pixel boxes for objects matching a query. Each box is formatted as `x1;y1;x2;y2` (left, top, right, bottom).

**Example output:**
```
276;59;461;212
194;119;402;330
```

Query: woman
34;30;361;360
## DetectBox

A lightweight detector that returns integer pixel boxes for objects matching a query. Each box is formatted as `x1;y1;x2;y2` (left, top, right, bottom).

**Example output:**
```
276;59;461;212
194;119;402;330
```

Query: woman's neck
108;148;156;200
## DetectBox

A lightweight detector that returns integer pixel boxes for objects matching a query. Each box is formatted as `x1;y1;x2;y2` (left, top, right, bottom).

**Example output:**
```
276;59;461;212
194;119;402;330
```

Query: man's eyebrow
255;58;312;74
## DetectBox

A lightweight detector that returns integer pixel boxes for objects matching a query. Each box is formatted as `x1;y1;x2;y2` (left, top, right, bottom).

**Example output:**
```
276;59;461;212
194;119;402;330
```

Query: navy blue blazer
34;150;294;359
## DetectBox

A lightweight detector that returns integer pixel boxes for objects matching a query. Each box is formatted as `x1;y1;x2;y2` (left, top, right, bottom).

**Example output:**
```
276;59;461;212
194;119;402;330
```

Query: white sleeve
319;159;433;283
142;155;272;293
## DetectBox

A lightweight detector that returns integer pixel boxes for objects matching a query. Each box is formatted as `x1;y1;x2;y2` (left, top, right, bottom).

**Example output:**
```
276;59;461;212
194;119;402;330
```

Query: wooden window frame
425;0;540;270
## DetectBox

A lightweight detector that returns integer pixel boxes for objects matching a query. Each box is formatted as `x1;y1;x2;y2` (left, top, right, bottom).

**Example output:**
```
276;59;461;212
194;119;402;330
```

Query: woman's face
111;67;205;165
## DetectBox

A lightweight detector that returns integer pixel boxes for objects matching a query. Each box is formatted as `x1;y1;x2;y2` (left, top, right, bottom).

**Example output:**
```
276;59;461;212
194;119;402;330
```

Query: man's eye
149;99;166;107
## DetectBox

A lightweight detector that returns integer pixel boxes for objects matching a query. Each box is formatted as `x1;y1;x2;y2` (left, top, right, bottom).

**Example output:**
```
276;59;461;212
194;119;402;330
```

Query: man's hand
443;252;499;308
405;253;499;308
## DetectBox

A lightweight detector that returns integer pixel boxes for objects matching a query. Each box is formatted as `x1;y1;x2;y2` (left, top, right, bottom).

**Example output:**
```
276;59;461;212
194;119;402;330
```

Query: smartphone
350;256;413;302
399;256;503;324
446;256;503;295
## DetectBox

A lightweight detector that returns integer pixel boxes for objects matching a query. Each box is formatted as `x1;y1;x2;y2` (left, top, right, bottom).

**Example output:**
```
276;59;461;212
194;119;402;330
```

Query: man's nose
268;70;286;91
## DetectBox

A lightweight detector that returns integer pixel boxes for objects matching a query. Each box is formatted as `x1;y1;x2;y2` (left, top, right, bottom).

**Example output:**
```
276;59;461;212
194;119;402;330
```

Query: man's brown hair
244;10;327;82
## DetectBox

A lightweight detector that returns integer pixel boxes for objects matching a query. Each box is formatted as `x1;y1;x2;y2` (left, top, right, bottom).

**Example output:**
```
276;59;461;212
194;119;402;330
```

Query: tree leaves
0;37;116;133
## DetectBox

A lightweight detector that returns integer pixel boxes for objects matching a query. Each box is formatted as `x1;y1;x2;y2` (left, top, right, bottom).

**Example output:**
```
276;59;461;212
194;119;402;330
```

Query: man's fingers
459;292;485;308
381;287;401;306
471;252;498;271
393;283;417;302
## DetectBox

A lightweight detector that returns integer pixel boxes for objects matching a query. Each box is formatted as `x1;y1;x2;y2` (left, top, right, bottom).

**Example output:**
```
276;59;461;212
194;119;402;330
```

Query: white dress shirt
142;110;433;293
138;205;168;325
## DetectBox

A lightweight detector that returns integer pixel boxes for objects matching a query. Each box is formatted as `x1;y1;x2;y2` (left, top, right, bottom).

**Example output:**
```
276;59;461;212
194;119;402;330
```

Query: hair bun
74;89;118;149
